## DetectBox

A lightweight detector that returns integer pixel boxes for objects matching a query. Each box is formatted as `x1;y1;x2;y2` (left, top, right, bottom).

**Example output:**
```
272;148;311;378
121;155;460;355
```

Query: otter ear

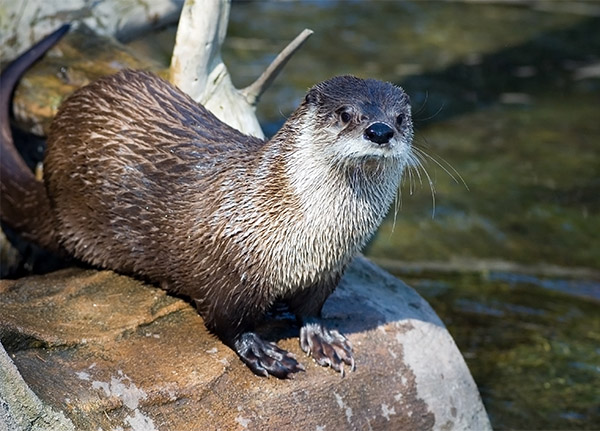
305;88;321;106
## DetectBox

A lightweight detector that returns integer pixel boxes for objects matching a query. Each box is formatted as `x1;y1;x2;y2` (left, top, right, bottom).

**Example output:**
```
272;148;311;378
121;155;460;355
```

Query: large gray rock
0;257;490;430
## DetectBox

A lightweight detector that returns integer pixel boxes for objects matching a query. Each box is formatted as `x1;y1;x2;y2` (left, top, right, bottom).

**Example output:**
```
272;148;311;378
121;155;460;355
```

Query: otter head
298;75;413;170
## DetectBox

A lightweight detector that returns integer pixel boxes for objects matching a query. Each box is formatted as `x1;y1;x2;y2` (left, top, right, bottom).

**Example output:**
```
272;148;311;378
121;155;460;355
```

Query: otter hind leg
233;332;305;378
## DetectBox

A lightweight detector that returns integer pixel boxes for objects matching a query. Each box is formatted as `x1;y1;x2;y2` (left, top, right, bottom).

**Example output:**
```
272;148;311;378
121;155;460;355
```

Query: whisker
414;101;446;123
413;90;430;117
392;183;399;232
413;144;468;190
407;153;424;189
406;163;415;196
411;154;436;218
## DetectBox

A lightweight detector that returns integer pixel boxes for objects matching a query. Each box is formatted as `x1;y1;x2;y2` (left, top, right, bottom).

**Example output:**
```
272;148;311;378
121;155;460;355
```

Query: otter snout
364;122;394;145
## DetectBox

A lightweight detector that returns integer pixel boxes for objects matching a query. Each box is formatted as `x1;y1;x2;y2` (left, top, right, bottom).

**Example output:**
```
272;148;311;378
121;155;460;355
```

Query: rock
0;257;490;430
0;343;76;431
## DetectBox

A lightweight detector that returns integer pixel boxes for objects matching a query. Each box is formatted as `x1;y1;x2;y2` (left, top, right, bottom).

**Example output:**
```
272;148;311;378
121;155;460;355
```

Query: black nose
364;123;394;145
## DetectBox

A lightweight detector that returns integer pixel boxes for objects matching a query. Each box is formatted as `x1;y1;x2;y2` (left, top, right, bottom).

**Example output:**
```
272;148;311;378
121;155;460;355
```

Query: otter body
1;28;414;378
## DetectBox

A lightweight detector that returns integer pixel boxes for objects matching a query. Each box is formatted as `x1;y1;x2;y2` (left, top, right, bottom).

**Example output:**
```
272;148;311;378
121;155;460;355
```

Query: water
401;270;599;430
139;2;600;429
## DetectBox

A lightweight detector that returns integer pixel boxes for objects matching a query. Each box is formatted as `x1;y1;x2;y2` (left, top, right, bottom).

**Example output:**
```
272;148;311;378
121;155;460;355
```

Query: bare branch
169;0;230;102
242;29;314;106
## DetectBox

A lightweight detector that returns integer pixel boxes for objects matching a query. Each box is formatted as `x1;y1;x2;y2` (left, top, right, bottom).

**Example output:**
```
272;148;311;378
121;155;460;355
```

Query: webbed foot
300;321;355;375
234;332;305;378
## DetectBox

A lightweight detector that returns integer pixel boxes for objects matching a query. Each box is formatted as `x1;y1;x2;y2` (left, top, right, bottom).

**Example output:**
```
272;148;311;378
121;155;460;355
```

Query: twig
241;29;313;106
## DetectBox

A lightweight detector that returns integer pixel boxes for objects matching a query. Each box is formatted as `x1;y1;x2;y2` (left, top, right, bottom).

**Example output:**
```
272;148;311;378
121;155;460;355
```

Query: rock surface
0;257;490;431
0;345;75;431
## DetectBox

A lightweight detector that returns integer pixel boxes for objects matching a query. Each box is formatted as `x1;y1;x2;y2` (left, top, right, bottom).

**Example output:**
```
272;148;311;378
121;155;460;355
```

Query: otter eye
396;114;404;126
340;111;352;123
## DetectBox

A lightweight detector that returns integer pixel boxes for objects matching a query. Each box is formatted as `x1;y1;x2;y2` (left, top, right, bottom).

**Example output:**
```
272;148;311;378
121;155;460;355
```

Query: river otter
1;27;414;378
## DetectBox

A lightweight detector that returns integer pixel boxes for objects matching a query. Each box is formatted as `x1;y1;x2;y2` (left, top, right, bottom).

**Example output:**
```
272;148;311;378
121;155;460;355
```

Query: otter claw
234;332;305;378
300;322;355;374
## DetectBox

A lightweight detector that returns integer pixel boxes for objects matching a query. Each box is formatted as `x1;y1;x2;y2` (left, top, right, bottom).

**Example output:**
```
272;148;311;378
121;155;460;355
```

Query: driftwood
170;0;312;137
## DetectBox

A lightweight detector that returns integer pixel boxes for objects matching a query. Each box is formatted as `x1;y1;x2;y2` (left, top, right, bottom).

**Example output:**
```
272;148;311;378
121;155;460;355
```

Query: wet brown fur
2;35;413;376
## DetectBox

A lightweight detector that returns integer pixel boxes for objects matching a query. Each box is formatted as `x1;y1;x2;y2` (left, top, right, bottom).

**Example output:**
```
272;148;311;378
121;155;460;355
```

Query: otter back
5;49;413;377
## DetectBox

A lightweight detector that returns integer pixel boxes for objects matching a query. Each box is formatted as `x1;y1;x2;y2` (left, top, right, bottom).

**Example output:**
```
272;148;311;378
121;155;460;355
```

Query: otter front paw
300;322;355;375
234;332;305;378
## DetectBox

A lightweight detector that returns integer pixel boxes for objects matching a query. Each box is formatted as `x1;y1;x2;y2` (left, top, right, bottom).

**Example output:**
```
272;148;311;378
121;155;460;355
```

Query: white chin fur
327;135;411;166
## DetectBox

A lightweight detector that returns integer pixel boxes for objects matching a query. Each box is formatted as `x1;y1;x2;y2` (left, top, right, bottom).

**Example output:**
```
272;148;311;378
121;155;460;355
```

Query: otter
1;26;414;378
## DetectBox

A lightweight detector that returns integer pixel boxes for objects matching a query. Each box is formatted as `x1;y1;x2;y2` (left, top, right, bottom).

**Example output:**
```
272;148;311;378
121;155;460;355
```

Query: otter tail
1;24;70;251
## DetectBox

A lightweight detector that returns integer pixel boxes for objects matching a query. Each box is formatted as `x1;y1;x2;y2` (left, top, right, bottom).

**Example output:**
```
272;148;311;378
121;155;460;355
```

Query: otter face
304;75;413;165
